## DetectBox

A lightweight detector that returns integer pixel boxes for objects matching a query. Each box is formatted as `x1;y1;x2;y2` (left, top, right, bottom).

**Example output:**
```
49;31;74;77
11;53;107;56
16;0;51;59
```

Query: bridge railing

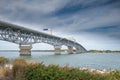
0;21;87;53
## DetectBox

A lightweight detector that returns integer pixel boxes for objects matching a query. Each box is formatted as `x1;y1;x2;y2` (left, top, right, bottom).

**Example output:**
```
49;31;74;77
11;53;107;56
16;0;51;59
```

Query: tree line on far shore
88;50;120;53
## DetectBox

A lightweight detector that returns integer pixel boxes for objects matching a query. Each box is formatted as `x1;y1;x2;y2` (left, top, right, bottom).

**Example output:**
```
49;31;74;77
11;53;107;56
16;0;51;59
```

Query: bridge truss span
0;21;87;55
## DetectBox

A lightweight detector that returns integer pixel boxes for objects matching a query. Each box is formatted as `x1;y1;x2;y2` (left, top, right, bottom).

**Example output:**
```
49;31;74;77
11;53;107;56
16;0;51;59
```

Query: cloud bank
0;0;120;50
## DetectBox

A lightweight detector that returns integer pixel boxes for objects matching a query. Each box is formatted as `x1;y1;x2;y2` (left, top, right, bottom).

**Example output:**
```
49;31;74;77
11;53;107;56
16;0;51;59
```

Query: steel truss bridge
0;21;87;55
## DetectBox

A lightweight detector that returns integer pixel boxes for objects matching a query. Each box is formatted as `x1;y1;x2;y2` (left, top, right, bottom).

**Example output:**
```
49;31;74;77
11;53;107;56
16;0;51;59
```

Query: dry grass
0;67;13;80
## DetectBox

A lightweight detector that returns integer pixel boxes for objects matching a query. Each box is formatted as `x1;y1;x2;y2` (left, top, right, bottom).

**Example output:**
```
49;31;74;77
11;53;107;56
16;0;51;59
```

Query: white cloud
0;0;120;50
0;0;69;16
56;5;120;32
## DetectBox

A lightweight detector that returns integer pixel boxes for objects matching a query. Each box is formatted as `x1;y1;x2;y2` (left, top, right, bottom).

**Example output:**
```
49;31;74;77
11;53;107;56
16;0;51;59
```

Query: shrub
12;59;120;80
0;67;13;80
0;57;9;66
12;58;27;80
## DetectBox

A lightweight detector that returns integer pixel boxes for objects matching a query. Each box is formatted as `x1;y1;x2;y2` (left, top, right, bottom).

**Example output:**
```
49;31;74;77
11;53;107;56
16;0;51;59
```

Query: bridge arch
0;21;87;56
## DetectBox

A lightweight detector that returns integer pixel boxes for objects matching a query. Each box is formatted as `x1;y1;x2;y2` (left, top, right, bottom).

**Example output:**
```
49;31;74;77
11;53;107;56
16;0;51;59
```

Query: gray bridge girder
0;21;87;55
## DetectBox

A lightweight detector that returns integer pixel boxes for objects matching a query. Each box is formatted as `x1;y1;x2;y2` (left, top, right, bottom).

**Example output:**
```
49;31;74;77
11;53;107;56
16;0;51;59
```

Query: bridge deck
0;20;87;53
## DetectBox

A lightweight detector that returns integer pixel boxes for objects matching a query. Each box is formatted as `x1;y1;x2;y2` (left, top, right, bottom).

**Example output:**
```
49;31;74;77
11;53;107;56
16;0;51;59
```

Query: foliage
14;62;120;80
0;57;9;66
88;50;120;53
0;67;13;80
12;58;27;80
0;57;120;80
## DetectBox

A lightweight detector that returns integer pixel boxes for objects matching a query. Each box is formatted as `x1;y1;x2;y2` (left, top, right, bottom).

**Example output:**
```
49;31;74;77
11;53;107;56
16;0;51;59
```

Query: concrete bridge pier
76;48;81;53
19;45;32;56
67;46;73;54
54;45;61;55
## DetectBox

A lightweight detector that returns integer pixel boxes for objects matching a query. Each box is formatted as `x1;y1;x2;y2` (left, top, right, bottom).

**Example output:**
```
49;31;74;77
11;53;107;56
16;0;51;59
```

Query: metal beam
0;21;87;53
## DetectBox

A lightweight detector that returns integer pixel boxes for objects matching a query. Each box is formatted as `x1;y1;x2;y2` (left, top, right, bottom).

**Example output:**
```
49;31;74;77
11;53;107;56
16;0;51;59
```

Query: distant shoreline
0;50;64;52
0;50;120;53
88;50;120;53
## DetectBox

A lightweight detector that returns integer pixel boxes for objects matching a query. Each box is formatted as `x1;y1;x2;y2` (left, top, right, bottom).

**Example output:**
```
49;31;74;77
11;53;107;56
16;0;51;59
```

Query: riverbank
0;57;120;80
88;50;120;53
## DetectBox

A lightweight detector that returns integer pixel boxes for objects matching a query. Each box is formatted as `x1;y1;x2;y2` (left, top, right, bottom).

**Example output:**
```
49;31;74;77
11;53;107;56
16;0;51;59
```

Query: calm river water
0;52;120;70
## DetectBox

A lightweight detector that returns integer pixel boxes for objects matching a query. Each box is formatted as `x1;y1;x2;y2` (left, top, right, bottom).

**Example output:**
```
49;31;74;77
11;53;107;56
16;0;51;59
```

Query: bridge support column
67;46;73;54
76;48;81;53
19;45;32;56
54;45;61;55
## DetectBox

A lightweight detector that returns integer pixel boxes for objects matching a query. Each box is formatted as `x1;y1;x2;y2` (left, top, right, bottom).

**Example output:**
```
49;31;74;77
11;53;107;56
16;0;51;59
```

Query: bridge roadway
0;21;87;56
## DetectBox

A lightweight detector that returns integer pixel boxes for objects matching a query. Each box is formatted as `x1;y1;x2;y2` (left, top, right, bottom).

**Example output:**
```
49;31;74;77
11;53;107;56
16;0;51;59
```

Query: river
0;52;120;70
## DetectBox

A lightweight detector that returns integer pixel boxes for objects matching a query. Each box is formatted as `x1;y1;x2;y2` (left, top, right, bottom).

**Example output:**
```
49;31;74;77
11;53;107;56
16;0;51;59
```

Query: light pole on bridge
43;28;53;35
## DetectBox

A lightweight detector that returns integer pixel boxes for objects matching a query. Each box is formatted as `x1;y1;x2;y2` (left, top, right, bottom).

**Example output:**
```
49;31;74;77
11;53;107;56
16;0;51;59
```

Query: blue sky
0;0;120;50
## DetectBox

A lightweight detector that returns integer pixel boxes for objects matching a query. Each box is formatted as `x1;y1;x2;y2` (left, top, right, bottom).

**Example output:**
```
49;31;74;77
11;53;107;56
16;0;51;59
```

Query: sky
0;0;120;50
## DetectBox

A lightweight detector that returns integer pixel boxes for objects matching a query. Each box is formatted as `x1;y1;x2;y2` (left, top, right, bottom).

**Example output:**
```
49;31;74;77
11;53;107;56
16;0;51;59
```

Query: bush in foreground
12;58;27;80
0;67;13;80
0;57;120;80
0;57;9;66
12;59;120;80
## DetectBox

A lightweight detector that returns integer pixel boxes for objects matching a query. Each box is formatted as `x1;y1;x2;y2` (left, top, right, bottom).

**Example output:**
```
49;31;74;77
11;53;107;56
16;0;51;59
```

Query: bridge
0;21;87;56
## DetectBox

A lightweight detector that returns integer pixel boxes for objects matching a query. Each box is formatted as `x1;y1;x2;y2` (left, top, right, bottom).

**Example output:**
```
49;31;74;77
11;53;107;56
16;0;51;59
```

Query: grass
0;67;13;80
